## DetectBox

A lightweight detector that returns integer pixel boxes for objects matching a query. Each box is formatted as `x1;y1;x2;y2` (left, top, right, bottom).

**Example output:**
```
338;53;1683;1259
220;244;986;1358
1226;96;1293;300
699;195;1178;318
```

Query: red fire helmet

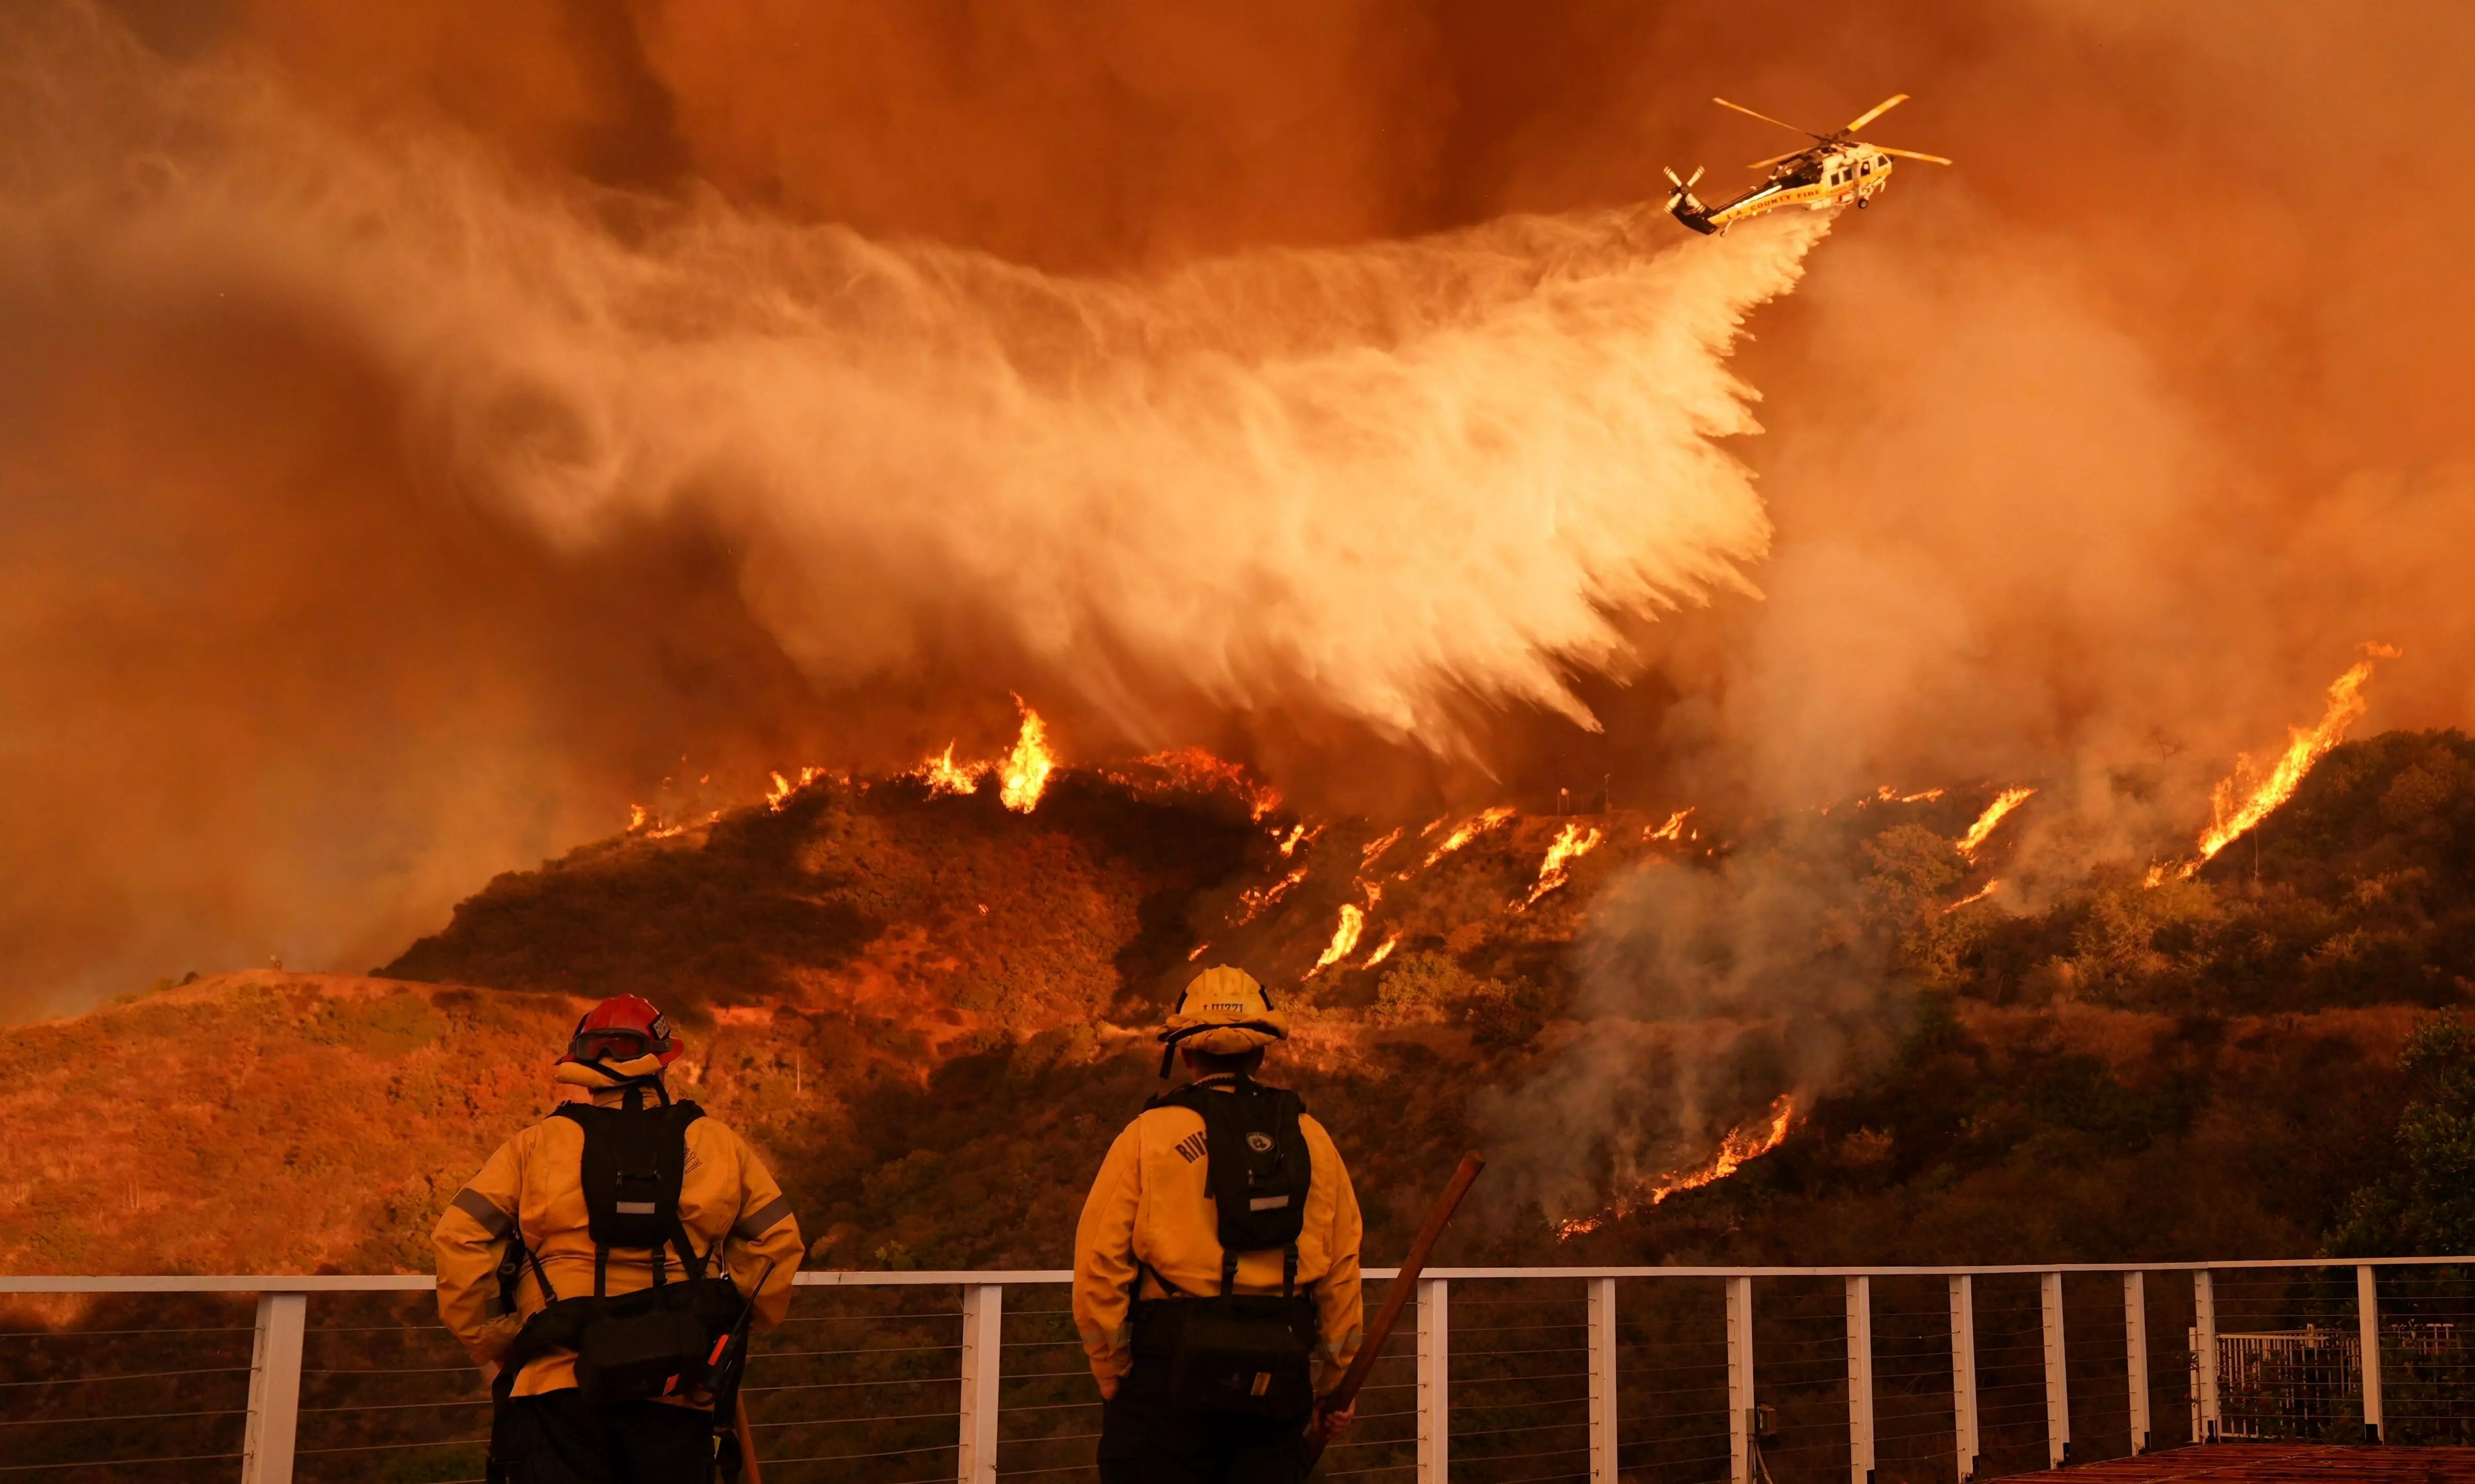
558;994;682;1068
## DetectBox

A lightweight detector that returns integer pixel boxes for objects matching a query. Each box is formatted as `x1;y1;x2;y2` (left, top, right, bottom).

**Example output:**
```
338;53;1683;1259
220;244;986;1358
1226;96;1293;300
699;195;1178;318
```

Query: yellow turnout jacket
433;1082;803;1400
1072;1074;1364;1393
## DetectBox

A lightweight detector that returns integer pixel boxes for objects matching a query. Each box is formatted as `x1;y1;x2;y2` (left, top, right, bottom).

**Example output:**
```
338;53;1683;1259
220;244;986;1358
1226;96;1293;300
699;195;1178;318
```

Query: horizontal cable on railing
742;1374;962;1394
746;1442;955;1465
0;1326;254;1338
0;1406;245;1425
1451;1419;1591;1442
774;1311;964;1324
0;1364;249;1386
298;1396;487;1412
0;1452;247;1474
758;1342;962;1359
295;1434;486;1454
749;1407;963;1427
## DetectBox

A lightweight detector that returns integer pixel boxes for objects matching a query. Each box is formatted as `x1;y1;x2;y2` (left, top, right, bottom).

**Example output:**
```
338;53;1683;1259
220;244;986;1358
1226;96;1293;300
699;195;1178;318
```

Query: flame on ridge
1644;807;1694;843
1957;787;2036;861
1945;880;2000;913
1114;747;1283;819
1418;807;1517;870
1877;785;1945;803
2158;645;2402;882
1234;865;1310;926
767;766;830;811
1520;822;1603;908
1359;827;1405;870
1555;1095;1798;1240
915;742;988;798
1310;904;1366;977
999;698;1055;813
1365;933;1402;968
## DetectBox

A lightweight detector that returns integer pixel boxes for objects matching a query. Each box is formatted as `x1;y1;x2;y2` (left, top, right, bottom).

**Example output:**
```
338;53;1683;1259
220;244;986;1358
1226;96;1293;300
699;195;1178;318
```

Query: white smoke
8;18;1825;751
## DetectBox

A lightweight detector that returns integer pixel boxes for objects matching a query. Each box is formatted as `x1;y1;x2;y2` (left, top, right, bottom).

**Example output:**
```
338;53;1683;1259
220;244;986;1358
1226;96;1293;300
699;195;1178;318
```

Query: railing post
2041;1271;2070;1467
241;1291;306;1484
2191;1269;2219;1443
2357;1264;2384;1445
1418;1278;1449;1484
1728;1276;1755;1484
1588;1277;1619;1481
2124;1271;2151;1453
1846;1275;1876;1484
1950;1275;1978;1483
959;1283;1001;1484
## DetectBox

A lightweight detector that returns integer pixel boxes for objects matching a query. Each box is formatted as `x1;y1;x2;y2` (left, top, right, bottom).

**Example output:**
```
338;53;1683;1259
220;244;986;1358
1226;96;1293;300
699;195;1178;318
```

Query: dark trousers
495;1390;715;1484
1097;1362;1311;1484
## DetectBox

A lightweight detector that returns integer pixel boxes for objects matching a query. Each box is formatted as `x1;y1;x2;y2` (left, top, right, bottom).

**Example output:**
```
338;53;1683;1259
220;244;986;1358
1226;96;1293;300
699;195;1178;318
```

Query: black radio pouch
1135;1294;1319;1417
1135;1075;1320;1417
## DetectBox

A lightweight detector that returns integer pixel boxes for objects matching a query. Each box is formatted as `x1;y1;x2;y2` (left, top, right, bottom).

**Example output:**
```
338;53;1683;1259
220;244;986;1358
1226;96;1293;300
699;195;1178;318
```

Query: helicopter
1665;93;1951;235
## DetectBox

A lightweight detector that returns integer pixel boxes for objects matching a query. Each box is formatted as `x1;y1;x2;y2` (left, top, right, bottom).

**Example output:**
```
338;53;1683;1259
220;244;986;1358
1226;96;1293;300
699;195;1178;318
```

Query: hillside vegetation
5;732;2475;1282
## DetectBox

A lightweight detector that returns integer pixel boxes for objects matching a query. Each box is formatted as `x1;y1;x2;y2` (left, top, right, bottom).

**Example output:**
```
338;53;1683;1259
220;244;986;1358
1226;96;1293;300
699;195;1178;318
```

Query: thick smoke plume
0;4;1812;1013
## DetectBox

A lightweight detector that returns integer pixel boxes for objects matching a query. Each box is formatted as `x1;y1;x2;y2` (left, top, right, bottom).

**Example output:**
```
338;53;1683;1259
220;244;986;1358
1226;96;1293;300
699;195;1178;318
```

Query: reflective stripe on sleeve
733;1195;794;1242
451;1187;514;1239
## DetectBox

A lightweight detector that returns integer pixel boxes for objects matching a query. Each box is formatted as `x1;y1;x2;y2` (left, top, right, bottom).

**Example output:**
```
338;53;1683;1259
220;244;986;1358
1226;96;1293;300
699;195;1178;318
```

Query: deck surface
2054;1444;2475;1480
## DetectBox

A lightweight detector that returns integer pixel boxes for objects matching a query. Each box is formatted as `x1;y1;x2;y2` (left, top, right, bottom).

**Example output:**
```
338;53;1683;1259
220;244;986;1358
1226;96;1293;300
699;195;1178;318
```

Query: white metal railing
7;1258;2475;1482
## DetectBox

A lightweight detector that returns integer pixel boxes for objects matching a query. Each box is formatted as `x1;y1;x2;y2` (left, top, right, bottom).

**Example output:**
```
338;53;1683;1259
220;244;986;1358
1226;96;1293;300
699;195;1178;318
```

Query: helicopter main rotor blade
1843;93;1909;133
1713;96;1827;140
1876;146;1954;164
1745;150;1807;170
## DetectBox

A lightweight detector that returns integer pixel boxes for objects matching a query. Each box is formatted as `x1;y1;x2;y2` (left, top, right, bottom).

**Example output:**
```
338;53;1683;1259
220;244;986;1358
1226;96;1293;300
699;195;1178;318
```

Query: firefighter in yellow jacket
434;995;803;1484
1074;967;1362;1483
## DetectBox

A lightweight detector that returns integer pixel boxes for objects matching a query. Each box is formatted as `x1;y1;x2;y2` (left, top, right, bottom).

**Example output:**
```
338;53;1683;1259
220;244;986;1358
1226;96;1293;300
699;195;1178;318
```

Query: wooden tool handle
734;1395;763;1484
1302;1152;1485;1472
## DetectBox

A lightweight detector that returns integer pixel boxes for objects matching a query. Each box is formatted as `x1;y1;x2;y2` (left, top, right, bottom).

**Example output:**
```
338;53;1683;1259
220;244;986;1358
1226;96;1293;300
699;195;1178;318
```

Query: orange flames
1945;879;2000;912
1957;786;2035;861
1233;865;1310;926
914;742;988;798
1644;807;1694;843
999;699;1055;813
2156;646;2400;881
766;766;829;811
909;699;1058;810
1365;933;1401;967
1113;747;1283;819
1310;904;1366;977
1877;785;1945;803
1418;807;1517;870
1555;1095;1798;1239
1358;827;1405;870
1520;822;1603;908
624;802;695;839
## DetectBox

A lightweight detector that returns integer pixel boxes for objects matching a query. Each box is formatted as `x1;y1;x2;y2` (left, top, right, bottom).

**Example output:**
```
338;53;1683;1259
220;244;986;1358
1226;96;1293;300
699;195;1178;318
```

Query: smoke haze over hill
5;1;2475;1015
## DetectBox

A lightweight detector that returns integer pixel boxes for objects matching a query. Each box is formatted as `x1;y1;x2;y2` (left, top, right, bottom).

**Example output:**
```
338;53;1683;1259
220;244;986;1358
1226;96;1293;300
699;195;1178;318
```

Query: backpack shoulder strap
665;1102;713;1280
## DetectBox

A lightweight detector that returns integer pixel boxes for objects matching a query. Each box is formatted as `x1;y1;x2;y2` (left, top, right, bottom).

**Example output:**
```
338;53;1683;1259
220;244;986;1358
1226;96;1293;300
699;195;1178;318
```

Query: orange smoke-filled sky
4;0;2472;1016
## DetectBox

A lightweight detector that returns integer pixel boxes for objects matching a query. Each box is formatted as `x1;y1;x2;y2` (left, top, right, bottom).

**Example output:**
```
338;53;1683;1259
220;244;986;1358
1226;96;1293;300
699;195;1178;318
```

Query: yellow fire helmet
1156;965;1289;1077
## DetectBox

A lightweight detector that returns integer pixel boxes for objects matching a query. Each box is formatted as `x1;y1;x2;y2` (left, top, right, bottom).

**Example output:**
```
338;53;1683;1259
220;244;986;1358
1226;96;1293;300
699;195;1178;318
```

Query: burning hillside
8;721;2475;1279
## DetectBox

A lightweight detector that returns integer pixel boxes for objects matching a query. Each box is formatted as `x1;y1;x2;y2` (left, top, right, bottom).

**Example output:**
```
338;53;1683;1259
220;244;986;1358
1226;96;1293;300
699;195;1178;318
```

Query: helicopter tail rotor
1663;164;1706;208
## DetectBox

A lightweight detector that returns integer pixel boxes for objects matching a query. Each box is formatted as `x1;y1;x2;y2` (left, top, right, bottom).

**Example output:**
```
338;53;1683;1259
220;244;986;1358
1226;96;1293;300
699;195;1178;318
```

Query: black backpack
1132;1075;1321;1417
488;1101;750;1478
